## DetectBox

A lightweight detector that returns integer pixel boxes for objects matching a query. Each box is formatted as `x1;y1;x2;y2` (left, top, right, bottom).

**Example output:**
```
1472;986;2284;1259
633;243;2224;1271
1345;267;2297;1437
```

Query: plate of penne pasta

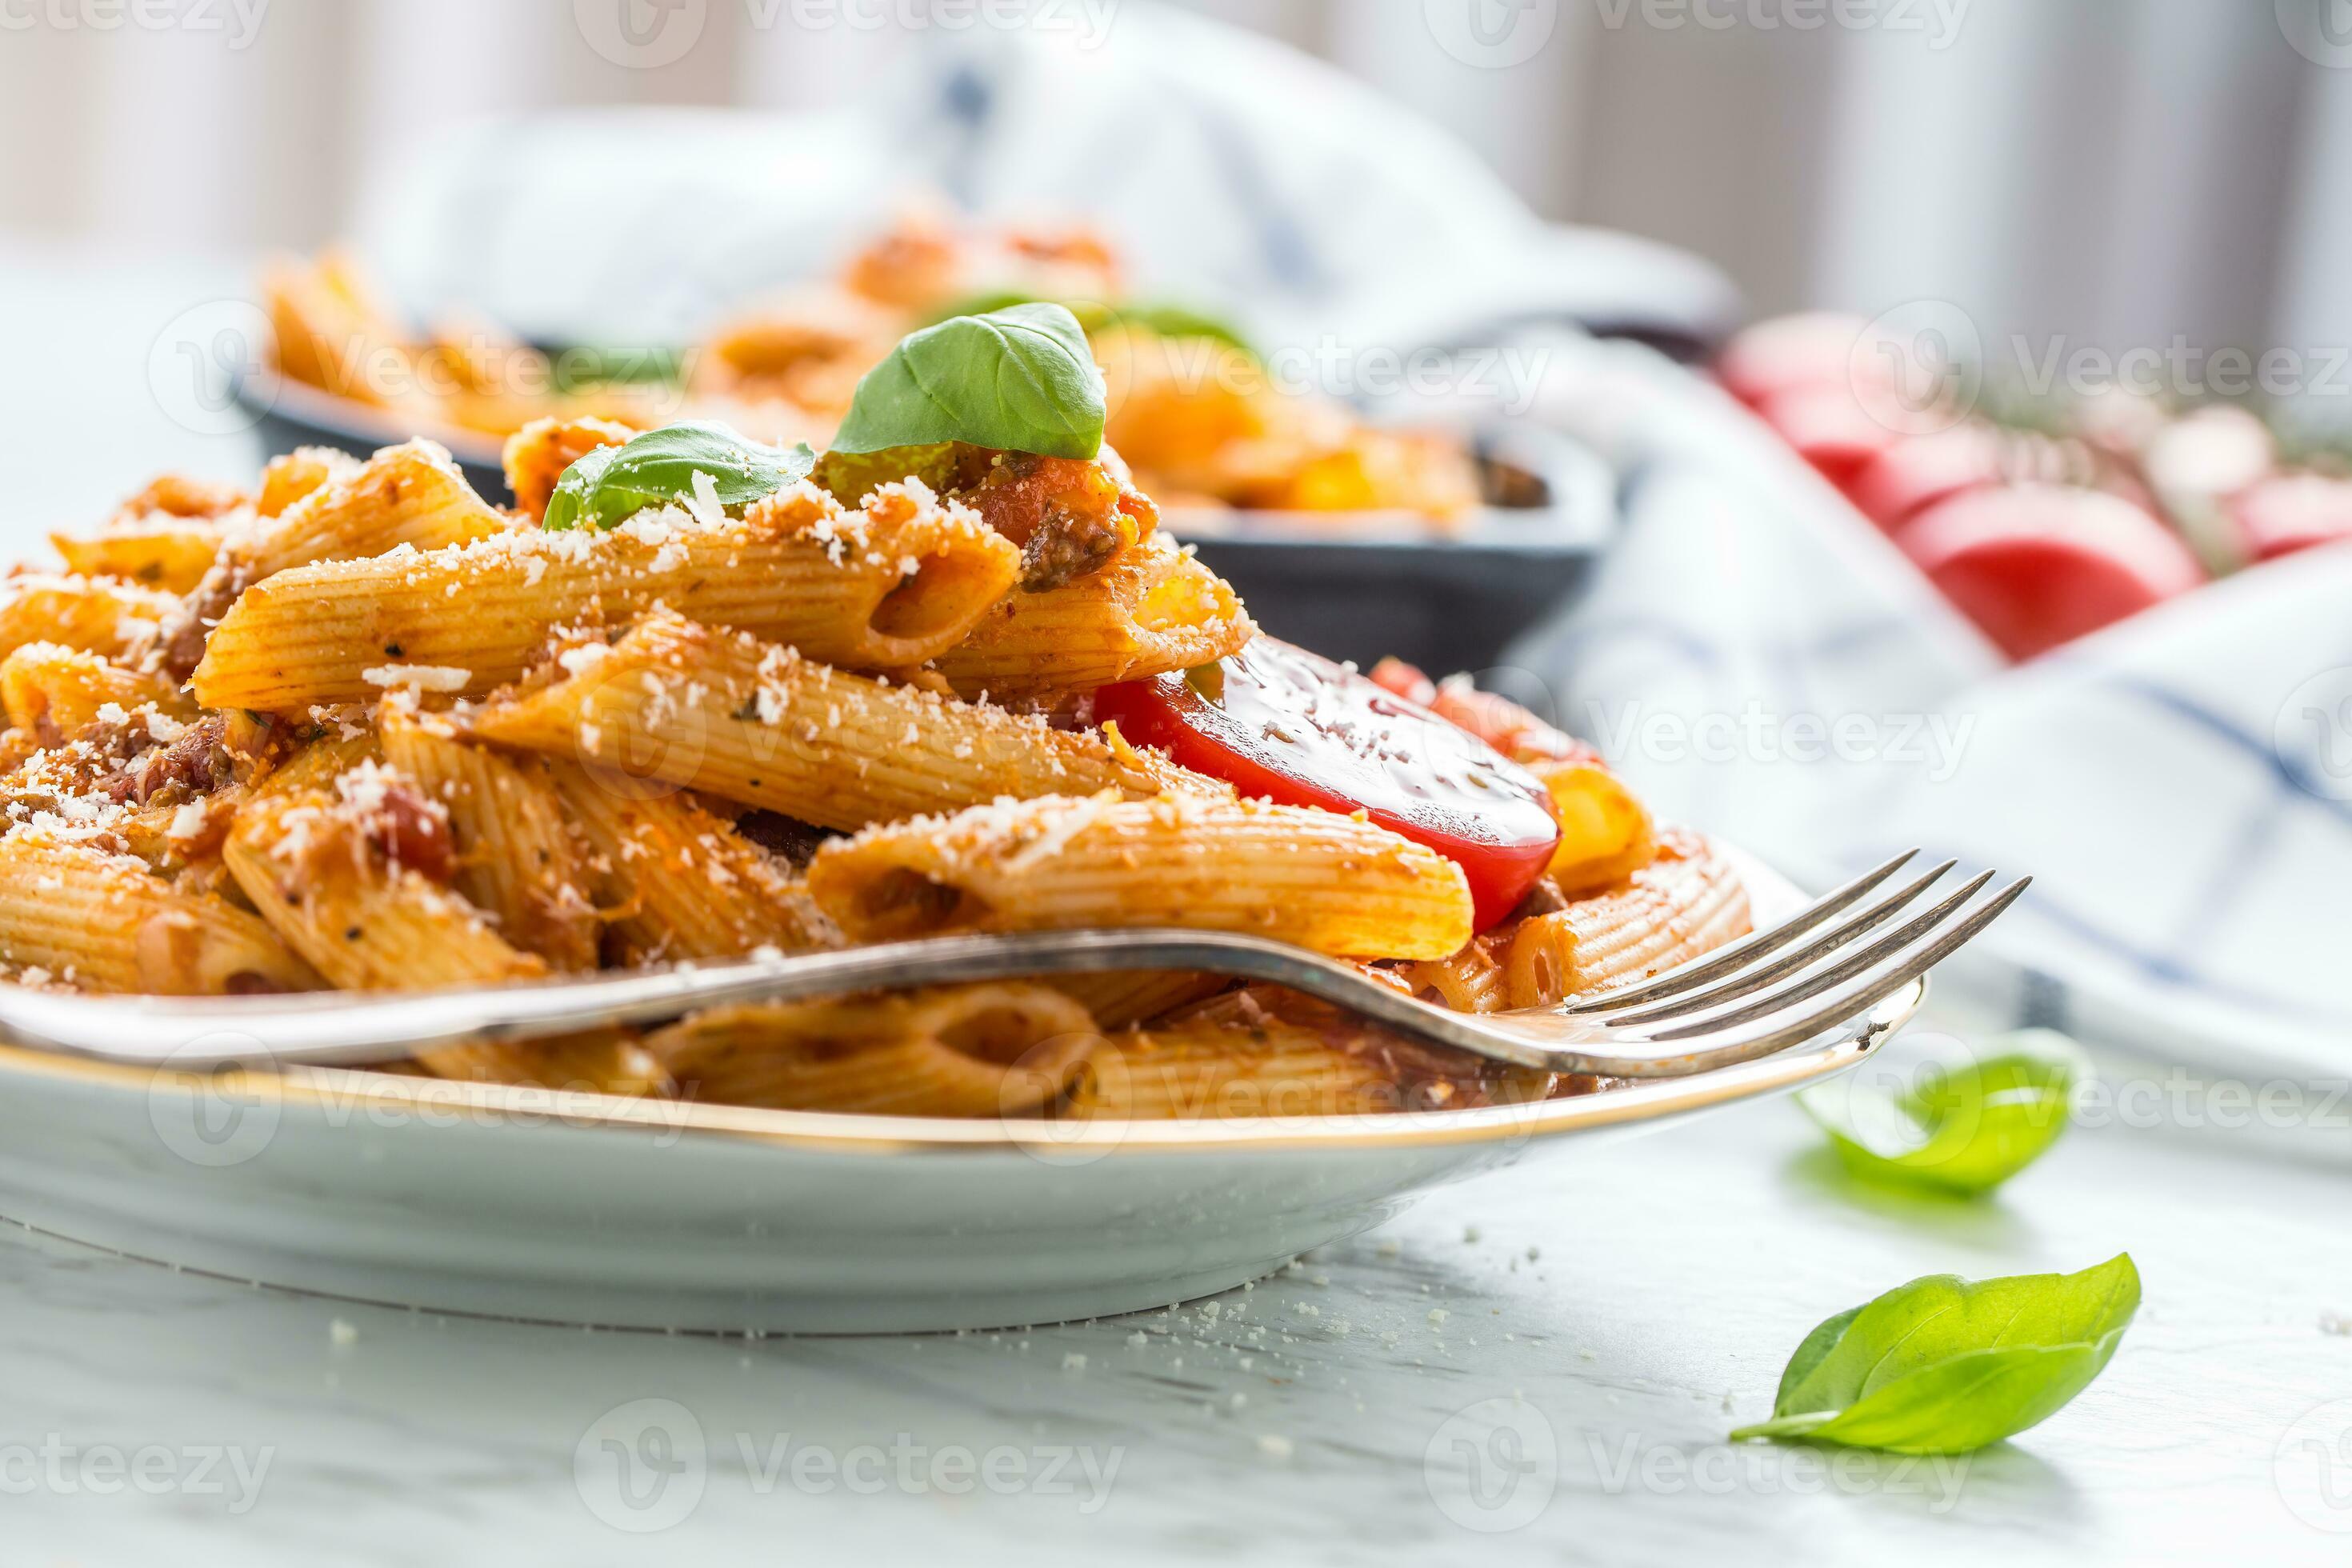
0;305;1912;1330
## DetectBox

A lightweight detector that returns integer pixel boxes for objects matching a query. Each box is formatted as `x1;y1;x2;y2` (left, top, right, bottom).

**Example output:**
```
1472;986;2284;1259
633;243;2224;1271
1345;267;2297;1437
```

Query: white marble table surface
2;246;2348;1566
2;1097;2347;1566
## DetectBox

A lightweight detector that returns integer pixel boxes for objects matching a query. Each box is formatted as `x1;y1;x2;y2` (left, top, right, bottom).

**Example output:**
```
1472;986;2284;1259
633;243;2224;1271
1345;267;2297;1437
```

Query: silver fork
0;851;2022;1078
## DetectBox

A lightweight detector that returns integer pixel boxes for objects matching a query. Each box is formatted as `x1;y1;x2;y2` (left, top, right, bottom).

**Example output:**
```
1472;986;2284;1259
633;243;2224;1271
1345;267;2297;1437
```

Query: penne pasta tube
0;828;320;994
193;480;1019;710
239;439;508;581
466;610;1177;830
1064;1018;1418;1120
649;983;1100;1116
378;707;601;970
1041;969;1230;1029
806;790;1474;959
932;535;1254;700
0;574;178;665
223;774;663;1092
51;522;225;595
0;643;183;744
502;414;639;520
544;760;834;961
1402;932;1510;1014
255;446;362;519
1505;830;1750;1006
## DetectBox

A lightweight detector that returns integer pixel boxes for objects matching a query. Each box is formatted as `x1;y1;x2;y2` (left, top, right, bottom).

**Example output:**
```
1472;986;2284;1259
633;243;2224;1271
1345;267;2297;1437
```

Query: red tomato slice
1095;640;1562;930
1896;485;2204;661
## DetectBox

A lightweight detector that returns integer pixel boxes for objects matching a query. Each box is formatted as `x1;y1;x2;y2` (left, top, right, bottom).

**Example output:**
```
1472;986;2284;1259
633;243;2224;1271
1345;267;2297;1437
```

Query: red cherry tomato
1847;426;2006;533
2228;473;2352;563
1095;640;1562;930
1896;485;2204;661
1716;313;1875;407
1756;385;1906;490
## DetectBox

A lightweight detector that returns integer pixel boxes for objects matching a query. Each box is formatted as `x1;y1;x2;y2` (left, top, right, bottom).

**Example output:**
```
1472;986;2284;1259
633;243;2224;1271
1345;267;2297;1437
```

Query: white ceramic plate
0;856;1916;1332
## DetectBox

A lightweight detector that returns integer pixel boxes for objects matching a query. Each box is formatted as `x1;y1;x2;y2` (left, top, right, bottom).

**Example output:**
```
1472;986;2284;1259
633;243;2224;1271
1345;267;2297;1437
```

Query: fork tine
1587;878;2030;1077
1634;869;1999;1040
1594;860;1974;1027
1554;849;1922;1014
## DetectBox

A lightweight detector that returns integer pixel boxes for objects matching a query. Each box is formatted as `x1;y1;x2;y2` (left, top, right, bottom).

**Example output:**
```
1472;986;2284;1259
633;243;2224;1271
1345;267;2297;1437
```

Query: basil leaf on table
1798;1029;2086;1194
830;303;1106;460
1731;1254;2140;1454
542;422;815;531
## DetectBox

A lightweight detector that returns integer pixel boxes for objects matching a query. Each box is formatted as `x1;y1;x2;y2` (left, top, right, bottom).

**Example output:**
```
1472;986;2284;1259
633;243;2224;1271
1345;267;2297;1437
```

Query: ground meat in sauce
92;714;231;805
950;450;1159;591
1017;513;1124;591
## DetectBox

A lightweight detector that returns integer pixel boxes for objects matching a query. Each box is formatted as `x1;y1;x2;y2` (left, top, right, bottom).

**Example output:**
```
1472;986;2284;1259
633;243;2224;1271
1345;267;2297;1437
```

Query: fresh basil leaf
833;303;1106;460
810;442;961;507
542;421;814;530
1732;1254;2139;1454
1799;1029;2086;1194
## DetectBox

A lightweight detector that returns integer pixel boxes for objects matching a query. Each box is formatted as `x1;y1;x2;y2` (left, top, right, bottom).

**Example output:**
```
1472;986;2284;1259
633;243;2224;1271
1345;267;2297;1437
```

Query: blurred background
0;0;2346;354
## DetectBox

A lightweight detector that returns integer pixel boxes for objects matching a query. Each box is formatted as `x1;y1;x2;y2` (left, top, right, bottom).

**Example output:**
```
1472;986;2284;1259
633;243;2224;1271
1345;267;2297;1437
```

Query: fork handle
0;931;1473;1070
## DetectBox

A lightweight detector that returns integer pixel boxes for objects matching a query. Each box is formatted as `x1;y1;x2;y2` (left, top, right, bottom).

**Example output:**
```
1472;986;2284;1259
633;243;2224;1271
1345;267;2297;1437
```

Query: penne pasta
239;439;509;582
1042;969;1230;1029
193;479;1018;710
465;610;1178;830
932;535;1254;700
222;772;662;1092
1403;932;1510;1014
0;828;319;994
806;790;1474;959
52;522;226;594
378;707;602;970
1507;830;1750;1005
545;760;834;962
502;414;639;521
0;574;177;665
650;984;1100;1116
255;446;362;519
0;643;183;744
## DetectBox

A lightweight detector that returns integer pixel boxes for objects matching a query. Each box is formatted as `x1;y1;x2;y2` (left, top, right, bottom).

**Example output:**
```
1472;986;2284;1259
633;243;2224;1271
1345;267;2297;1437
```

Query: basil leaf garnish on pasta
1797;1028;2086;1194
830;303;1106;460
1731;1254;2139;1454
542;422;815;531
